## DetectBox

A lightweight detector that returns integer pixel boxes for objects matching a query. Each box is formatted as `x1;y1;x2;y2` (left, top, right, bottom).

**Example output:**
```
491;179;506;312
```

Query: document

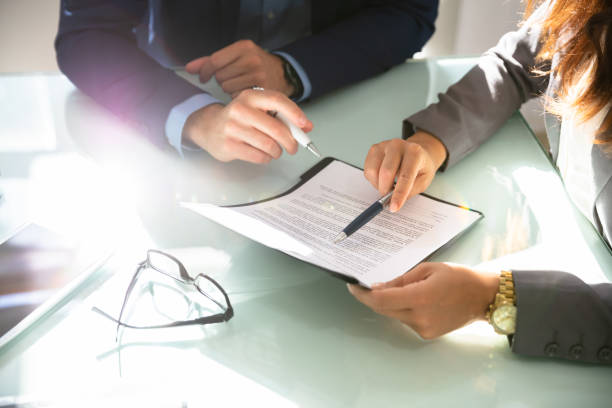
182;158;482;287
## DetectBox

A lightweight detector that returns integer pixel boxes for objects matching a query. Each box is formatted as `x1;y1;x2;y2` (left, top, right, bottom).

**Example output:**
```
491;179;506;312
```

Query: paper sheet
182;160;482;287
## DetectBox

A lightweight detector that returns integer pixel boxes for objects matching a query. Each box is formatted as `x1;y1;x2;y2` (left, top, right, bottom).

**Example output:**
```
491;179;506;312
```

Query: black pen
333;190;394;244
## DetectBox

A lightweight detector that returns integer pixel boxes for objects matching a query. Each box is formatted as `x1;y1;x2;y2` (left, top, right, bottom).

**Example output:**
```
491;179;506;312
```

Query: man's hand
348;263;499;339
183;89;313;164
185;40;294;97
364;132;447;212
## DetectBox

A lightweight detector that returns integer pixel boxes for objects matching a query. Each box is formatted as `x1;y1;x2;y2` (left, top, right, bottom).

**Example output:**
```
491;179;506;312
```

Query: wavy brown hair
526;0;612;146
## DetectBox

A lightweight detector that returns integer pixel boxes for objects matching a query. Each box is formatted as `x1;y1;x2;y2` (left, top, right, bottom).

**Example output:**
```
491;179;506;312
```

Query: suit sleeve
277;0;438;100
403;11;549;168
55;0;204;148
512;270;612;364
397;6;612;364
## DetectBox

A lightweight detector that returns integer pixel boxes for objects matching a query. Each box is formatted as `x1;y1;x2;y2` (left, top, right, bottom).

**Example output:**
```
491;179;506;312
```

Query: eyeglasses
93;249;233;339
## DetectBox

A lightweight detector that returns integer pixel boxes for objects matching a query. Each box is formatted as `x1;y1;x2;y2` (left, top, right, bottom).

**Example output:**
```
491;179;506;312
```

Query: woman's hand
364;132;447;212
348;263;499;339
183;88;312;163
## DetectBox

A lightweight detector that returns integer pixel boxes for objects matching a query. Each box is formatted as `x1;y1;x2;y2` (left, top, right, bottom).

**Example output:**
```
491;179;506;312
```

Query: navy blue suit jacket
55;0;438;148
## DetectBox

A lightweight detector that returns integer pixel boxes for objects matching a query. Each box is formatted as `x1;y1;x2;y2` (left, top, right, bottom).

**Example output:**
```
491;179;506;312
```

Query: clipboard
183;157;483;287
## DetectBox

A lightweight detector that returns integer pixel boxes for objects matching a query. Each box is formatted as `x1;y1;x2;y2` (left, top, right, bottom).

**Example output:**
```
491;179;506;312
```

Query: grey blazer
404;16;612;364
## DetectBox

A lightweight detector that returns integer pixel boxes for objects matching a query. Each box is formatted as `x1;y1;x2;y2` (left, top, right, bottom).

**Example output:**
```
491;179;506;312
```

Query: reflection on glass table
0;223;109;348
93;250;233;339
0;59;611;407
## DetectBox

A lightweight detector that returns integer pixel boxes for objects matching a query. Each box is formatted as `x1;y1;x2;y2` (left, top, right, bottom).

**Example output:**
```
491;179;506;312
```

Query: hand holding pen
267;110;321;158
253;86;321;158
183;88;315;164
335;134;448;243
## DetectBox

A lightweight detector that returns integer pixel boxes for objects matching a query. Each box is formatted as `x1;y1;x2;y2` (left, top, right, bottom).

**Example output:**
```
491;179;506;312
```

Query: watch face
492;304;517;334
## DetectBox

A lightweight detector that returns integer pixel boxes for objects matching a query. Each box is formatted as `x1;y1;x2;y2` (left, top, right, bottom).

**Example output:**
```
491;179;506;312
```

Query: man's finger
185;57;206;74
209;41;250;72
185;56;216;83
241;89;309;129
302;121;314;133
214;56;252;83
228;122;283;159
198;57;217;84
223;139;273;164
220;74;260;95
230;100;298;154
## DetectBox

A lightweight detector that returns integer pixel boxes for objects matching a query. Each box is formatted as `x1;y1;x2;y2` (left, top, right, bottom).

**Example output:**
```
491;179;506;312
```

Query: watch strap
485;269;516;322
498;269;515;303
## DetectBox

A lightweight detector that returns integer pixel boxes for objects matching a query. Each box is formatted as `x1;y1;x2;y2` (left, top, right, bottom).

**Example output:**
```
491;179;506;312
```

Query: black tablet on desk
0;223;111;348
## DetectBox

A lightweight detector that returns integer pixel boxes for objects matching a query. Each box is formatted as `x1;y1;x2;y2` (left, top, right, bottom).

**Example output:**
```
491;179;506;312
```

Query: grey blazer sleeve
403;16;548;168
401;12;612;363
512;270;612;364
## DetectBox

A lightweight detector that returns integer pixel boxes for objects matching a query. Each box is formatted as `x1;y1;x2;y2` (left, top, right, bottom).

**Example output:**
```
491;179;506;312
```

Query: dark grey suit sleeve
278;0;438;100
512;270;612;364
403;17;548;168
55;0;204;149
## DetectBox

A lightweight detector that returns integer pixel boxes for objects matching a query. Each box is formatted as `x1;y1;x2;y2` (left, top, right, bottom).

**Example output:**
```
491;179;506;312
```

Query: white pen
268;110;321;158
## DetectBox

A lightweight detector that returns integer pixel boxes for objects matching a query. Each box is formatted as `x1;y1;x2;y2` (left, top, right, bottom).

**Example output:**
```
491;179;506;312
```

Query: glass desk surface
0;58;610;407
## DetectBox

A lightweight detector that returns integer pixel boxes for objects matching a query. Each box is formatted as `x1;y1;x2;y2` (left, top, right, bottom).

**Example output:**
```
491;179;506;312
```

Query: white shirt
558;105;608;223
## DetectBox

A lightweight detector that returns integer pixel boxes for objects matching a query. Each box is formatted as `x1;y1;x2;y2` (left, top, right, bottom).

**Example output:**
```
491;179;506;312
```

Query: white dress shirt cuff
165;93;222;157
273;51;312;102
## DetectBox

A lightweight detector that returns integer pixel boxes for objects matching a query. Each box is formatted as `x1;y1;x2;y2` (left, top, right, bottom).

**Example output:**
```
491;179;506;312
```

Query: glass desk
0;58;610;407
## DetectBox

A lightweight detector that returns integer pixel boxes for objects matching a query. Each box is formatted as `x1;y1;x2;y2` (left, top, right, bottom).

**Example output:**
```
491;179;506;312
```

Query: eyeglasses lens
147;251;186;281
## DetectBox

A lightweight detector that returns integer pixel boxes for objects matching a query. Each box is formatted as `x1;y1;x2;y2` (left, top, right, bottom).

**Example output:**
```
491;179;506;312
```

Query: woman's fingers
348;283;422;312
389;143;424;212
363;136;443;213
364;143;385;190
378;143;403;195
372;263;431;289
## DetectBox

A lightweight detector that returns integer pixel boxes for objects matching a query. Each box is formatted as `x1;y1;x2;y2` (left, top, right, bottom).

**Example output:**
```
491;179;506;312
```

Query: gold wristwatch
485;270;517;335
